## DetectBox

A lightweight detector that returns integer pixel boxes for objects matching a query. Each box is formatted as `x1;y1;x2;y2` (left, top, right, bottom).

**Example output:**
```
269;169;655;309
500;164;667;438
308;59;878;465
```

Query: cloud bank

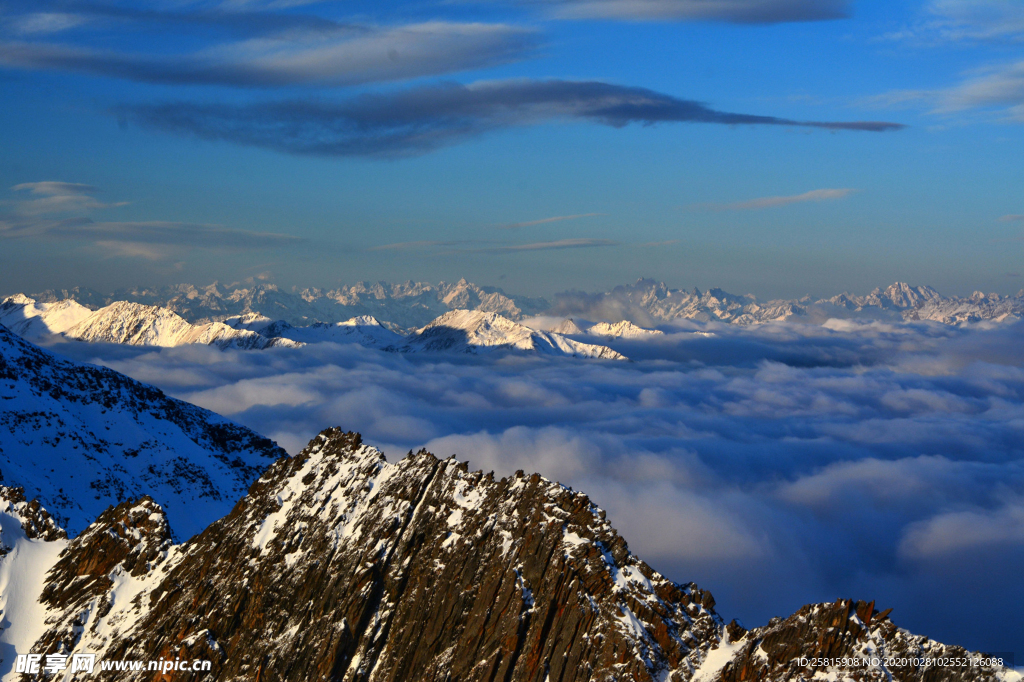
55;316;1024;657
117;79;905;157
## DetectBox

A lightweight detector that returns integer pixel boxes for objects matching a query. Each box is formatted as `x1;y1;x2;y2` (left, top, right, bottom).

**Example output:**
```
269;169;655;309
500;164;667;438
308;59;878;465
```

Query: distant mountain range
16;278;1024;330
1;278;1021;363
0;296;629;360
25;279;549;330
2;427;1016;682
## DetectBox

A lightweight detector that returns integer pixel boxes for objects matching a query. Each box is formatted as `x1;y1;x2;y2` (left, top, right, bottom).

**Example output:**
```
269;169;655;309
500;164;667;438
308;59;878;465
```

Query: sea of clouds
51;317;1024;659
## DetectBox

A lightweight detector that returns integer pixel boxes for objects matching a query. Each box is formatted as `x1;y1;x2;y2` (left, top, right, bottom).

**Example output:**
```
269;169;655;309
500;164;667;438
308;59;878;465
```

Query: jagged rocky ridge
1;429;1017;682
0;324;284;538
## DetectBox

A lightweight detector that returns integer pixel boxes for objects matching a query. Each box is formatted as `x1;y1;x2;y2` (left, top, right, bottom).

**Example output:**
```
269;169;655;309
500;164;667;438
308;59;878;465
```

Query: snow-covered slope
588;320;664;338
0;296;300;350
550;318;586;335
0;487;67;680
63;301;300;349
0;324;285;537
403;310;627;359
2;430;1017;682
0;295;91;340
225;313;405;350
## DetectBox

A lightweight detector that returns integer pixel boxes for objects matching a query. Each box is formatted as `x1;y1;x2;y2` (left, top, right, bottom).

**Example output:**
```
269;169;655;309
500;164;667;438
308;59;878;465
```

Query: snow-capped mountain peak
588;320;664;338
0;295;92;338
404;310;627;359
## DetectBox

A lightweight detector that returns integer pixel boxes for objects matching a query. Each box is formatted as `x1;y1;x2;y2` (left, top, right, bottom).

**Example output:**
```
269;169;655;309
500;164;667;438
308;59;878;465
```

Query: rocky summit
2;429;1017;682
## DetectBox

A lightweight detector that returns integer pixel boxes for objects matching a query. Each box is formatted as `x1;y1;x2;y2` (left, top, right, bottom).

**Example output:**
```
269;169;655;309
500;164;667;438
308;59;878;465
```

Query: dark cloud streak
533;0;852;23
116;79;905;158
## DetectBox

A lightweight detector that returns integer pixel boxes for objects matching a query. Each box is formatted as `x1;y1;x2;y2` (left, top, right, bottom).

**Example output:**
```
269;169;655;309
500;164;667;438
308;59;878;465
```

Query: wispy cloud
999;214;1024;222
9;181;128;215
513;0;851;23
0;22;538;88
498;212;603;229
482;238;619;252
938;61;1024;121
368;240;469;251
10;12;90;35
2;182;301;257
870;61;1024;123
117;79;904;158
704;188;856;211
48;219;302;249
881;0;1024;45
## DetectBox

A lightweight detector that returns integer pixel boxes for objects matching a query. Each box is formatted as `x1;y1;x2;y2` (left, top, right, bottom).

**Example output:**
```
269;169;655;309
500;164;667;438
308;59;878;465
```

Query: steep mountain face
404;310;627;360
3;429;1017;682
0;324;285;537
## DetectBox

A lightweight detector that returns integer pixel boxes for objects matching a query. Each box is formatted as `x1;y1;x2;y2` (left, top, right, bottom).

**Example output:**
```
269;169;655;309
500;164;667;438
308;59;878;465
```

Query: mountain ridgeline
18;278;1024;330
1;429;1018;682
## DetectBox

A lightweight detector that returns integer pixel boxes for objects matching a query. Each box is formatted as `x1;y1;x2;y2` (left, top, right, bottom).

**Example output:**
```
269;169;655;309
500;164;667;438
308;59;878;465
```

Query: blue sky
1;0;1023;298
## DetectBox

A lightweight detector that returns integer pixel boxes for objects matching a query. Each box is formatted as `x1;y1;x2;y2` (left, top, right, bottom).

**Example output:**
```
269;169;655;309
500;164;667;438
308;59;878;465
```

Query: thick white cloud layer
49;317;1024;657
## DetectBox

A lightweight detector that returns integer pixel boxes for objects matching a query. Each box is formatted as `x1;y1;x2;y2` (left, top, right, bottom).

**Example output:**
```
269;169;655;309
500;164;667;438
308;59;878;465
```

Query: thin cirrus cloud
2;181;301;257
530;0;851;23
870;60;1024;123
4;3;353;38
498;213;604;229
9;181;128;215
480;238;618;252
884;0;1024;44
368;240;471;252
367;237;617;253
707;187;857;211
941;60;1024;121
116;79;905;158
999;214;1024;222
46;219;302;249
0;22;539;88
